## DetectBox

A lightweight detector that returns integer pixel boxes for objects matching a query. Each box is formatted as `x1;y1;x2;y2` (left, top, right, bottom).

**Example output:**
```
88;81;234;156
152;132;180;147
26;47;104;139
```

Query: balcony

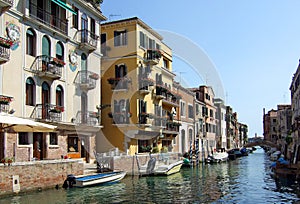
75;111;99;126
139;77;154;95
0;37;12;64
0;95;13;113
30;55;63;80
0;0;13;13
31;104;64;122
27;2;68;36
107;77;131;90
145;49;161;65
163;121;181;134
108;112;131;125
74;71;99;91
75;30;98;52
162;94;180;107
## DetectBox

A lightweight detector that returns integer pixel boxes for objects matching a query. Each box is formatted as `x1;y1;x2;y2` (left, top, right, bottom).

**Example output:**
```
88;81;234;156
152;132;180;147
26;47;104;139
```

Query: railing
31;104;64;122
74;70;99;91
107;77;131;90
75;29;98;51
28;2;68;35
139;77;154;91
164;121;181;132
108;112;131;124
0;46;10;62
30;55;63;79
75;111;99;126
146;49;161;64
0;95;12;113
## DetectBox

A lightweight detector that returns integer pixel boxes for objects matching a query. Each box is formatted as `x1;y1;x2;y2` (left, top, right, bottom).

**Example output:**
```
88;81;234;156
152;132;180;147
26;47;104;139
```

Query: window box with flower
0;37;13;48
89;73;99;80
50;106;64;113
53;58;66;67
0;95;12;105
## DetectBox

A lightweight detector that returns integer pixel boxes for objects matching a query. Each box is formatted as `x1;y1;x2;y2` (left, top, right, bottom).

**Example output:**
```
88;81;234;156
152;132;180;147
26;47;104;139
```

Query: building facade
100;17;180;155
214;98;227;149
0;0;106;163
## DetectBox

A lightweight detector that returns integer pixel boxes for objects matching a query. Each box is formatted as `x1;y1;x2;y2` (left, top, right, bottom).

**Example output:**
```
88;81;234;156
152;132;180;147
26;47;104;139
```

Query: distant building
214;98;227;149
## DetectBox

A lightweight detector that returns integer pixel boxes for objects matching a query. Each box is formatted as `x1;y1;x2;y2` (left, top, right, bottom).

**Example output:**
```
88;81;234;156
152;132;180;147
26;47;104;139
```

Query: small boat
138;156;183;176
205;151;228;163
66;171;126;188
270;151;281;161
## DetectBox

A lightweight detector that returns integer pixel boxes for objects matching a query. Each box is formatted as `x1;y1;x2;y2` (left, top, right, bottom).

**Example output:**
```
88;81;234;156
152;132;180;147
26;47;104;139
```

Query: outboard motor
63;174;76;188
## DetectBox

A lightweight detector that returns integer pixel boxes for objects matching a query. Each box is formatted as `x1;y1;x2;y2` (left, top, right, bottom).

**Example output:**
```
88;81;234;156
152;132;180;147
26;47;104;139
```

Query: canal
1;147;300;203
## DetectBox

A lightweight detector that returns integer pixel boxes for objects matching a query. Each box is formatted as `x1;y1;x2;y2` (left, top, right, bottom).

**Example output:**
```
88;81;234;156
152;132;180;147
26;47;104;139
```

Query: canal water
1;148;300;204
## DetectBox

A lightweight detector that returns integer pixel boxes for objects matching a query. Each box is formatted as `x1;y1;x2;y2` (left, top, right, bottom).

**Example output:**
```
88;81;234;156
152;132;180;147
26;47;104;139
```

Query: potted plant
53;58;65;67
0;96;12;105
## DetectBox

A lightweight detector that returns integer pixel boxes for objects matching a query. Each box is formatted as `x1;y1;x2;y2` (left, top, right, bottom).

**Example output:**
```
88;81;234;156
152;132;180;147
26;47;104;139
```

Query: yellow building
0;0;106;163
100;17;180;155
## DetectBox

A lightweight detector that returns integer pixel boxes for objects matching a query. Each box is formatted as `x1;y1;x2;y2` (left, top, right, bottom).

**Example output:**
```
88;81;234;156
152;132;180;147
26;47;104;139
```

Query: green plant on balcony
0;96;12;105
152;146;159;153
160;146;168;153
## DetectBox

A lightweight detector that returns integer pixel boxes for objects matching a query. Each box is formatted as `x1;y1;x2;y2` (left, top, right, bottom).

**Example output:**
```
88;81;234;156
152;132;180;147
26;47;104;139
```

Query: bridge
244;140;279;149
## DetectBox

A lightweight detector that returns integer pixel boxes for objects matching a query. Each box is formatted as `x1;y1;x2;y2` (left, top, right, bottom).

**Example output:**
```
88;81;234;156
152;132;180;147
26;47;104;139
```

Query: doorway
33;133;45;160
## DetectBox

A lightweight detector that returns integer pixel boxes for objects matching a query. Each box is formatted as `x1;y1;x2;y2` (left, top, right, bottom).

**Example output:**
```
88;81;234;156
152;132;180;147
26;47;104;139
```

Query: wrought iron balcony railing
75;29;98;52
30;55;63;80
74;70;99;91
28;2;68;35
75;111;99;126
107;77;131;90
145;49;162;65
108;112;131;124
31;104;64;122
0;95;13;113
0;37;12;63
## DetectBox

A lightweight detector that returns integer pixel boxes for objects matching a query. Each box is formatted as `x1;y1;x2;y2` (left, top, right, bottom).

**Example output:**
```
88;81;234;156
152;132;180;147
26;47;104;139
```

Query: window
19;132;29;145
26;28;36;56
26;77;35;106
188;105;194;118
101;33;107;56
148;38;155;49
139;31;145;48
163;59;169;68
90;18;96;39
42;36;51;56
180;102;186;117
81;53;87;71
196;104;199;115
205;93;210;100
114;30;127;46
68;136;78;152
115;64;127;78
72;6;79;29
50;133;58;145
56;42;64;60
56;85;64;107
189;129;193;142
210;109;213;117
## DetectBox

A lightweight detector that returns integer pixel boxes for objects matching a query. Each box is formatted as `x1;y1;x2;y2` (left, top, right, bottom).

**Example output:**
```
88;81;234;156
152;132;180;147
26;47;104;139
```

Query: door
42;82;50;119
0;132;4;160
33;133;44;160
80;137;89;162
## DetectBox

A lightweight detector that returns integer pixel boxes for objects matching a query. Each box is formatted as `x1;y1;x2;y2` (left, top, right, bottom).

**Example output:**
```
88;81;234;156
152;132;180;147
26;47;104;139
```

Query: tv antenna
109;14;121;21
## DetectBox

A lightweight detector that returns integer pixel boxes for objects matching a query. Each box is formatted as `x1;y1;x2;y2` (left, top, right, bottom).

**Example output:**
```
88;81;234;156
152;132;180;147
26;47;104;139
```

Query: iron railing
28;2;68;35
74;70;99;91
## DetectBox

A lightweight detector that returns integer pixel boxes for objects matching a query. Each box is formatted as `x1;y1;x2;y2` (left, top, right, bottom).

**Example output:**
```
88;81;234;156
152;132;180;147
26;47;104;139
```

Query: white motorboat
207;152;229;163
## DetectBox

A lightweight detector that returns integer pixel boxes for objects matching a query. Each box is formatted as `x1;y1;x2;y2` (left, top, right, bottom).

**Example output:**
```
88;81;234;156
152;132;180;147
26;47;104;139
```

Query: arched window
56;42;64;60
26;28;36;56
56;85;64;107
42;36;51;56
26;77;35;106
189;129;193;142
81;53;87;71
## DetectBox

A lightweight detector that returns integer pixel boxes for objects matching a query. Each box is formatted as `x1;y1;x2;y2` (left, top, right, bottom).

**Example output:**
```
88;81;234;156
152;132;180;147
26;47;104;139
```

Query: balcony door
33;133;45;160
81;13;88;43
42;82;50;119
0;132;4;160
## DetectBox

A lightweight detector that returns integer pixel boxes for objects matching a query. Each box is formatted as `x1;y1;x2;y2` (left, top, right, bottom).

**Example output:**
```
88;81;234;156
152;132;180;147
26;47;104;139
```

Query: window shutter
115;65;120;78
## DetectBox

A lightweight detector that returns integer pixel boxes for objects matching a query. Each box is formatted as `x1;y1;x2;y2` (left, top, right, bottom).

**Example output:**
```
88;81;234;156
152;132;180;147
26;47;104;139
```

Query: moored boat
65;171;127;188
138;156;183;176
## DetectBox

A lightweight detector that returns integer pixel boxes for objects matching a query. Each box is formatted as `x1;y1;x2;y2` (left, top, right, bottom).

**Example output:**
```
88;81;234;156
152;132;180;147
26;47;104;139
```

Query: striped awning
51;0;77;15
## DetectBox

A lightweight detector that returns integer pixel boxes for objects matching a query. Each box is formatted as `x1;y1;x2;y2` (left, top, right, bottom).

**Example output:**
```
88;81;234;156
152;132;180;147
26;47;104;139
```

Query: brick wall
0;160;84;197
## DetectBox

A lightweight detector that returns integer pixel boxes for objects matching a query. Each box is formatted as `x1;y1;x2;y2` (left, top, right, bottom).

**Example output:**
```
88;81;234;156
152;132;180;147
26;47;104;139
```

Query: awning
51;0;77;15
125;130;160;140
0;113;57;132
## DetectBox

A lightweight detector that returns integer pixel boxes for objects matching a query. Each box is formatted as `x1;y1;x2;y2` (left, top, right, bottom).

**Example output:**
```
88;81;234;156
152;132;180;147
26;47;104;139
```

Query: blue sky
101;1;300;137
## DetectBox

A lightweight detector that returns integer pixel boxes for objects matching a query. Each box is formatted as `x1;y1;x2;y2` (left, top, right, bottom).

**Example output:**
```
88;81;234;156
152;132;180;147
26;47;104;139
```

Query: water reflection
1;149;300;203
